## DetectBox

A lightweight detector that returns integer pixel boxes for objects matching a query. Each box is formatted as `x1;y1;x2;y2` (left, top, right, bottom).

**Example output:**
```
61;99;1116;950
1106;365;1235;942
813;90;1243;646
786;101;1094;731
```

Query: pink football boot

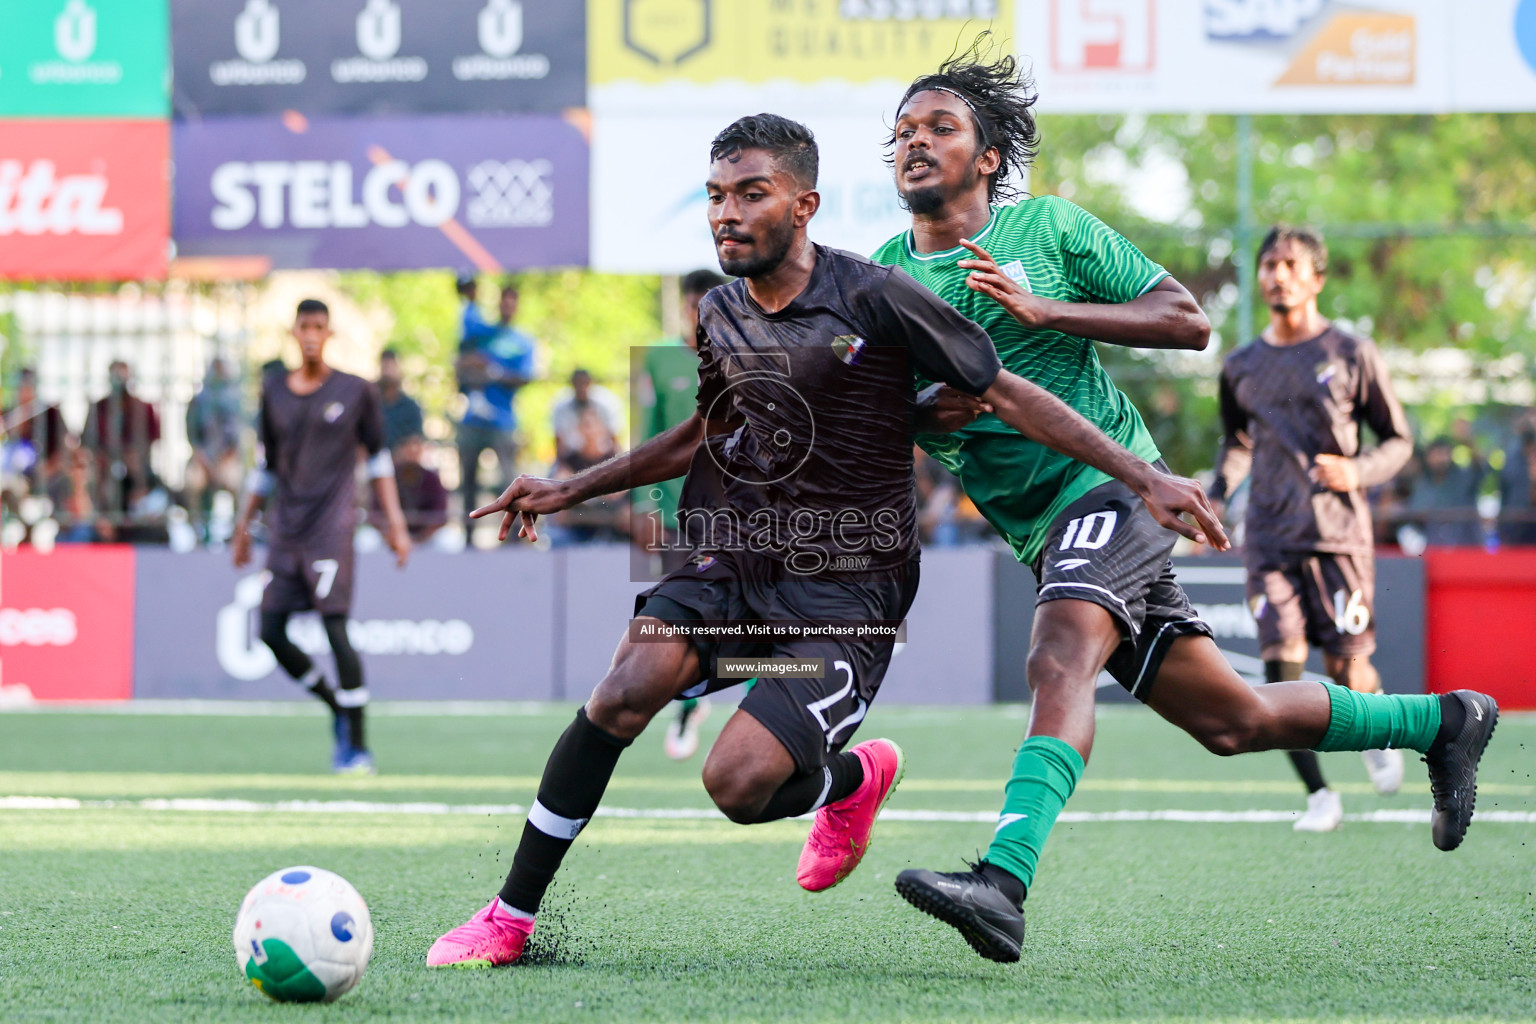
797;738;905;892
426;899;534;967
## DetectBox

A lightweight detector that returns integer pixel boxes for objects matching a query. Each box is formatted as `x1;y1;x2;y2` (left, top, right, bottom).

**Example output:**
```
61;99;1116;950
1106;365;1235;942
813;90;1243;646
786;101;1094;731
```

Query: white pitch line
3;795;1536;825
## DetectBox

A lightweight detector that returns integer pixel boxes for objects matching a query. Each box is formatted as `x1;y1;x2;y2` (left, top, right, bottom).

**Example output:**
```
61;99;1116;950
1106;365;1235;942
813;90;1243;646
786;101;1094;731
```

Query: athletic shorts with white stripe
1029;466;1213;702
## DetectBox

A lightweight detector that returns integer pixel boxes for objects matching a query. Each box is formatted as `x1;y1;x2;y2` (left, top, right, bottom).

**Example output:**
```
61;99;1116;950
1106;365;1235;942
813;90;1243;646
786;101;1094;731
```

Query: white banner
591;94;914;274
1019;0;1536;114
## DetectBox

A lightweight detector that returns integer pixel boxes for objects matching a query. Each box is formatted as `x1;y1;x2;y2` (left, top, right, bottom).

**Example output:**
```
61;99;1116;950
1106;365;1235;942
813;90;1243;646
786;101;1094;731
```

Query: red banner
0;546;136;701
0;120;169;281
1425;549;1536;709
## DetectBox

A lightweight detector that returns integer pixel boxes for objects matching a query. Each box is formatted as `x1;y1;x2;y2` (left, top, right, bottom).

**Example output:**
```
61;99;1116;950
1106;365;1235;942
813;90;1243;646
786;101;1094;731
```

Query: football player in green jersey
879;41;1499;963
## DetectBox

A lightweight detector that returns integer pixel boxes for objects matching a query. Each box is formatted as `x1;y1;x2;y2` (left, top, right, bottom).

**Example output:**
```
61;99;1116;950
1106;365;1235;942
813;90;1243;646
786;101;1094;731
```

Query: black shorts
261;534;355;617
1031;472;1212;701
1245;547;1376;658
633;551;920;774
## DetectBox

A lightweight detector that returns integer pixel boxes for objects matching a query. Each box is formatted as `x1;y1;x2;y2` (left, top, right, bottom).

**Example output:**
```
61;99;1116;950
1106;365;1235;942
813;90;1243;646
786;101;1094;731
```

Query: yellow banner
590;0;1013;85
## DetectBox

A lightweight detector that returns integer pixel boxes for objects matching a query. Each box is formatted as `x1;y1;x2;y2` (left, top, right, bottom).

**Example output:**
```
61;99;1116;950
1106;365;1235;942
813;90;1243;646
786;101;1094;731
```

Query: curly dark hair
1258;224;1328;276
710;113;818;190
887;32;1040;204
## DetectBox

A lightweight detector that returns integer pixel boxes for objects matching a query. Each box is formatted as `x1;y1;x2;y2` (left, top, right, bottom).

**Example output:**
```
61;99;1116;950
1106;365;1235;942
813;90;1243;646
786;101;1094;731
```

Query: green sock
1314;683;1442;754
982;735;1084;891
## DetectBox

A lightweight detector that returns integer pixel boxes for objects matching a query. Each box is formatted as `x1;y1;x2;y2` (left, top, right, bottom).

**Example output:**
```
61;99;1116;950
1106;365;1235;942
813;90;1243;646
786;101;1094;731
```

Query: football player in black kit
234;299;412;775
426;114;1224;966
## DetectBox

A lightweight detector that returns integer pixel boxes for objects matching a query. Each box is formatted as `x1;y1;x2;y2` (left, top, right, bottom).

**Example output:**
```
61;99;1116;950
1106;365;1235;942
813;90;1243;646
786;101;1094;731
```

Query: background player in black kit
1212;227;1414;830
233;299;412;775
425;113;1224;967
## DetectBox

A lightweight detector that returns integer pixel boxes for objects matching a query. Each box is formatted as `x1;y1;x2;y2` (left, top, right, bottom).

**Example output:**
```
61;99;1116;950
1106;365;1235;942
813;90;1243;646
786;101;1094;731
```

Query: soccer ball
232;866;374;1002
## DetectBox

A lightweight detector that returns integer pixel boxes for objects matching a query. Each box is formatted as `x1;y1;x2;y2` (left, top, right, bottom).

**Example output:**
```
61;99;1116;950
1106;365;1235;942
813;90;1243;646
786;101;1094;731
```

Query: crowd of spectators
3;273;1535;555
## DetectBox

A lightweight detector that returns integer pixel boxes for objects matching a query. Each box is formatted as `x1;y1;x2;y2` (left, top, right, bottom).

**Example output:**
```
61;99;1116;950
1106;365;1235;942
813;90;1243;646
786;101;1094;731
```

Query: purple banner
173;113;587;270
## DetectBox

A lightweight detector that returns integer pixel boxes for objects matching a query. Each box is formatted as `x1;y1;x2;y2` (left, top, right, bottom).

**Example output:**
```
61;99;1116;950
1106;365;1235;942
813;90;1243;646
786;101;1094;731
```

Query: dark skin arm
472;412;736;542
957;239;1211;351
981;369;1229;549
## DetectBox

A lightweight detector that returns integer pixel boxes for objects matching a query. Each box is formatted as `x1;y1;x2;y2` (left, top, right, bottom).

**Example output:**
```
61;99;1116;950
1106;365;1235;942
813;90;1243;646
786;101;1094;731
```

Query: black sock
260;611;343;713
979;862;1027;906
499;707;632;914
1429;693;1467;757
750;751;865;823
323;614;368;751
1286;750;1329;794
1265;661;1327;792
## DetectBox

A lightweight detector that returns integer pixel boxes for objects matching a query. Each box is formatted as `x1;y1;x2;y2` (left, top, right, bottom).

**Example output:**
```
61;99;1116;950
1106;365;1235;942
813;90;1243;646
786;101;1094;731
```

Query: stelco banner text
173;113;588;271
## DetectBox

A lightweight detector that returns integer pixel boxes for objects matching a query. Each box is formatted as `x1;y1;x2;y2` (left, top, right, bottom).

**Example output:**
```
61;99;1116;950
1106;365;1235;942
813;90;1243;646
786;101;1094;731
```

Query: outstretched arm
958;239;1210;351
472;412;713;542
981;369;1229;549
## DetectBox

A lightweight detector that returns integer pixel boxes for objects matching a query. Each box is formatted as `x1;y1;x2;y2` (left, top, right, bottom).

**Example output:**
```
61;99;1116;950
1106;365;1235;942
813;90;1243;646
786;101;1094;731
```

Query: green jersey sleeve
1053;198;1169;304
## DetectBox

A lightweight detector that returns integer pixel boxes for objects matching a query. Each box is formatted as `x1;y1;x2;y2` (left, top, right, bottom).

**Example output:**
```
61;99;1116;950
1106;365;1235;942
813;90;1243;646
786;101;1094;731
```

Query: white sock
496;897;535;921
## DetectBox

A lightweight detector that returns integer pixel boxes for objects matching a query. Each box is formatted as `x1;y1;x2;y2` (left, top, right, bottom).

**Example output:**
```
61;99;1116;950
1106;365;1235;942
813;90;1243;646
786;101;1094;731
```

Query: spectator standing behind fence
185;357;246;538
1406;424;1485;548
372;433;449;544
456;283;536;533
551;369;623;464
83;359;160;525
1498;409;1536;546
378;348;424;451
2;368;69;489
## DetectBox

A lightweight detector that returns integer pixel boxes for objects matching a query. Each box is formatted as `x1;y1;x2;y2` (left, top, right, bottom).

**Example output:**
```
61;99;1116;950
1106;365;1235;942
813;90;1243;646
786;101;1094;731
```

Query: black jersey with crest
685;245;1001;575
258;370;384;543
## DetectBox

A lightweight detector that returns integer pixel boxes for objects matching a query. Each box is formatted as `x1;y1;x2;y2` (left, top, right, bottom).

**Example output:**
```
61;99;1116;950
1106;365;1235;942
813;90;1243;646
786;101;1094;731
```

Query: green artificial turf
1;703;1533;1023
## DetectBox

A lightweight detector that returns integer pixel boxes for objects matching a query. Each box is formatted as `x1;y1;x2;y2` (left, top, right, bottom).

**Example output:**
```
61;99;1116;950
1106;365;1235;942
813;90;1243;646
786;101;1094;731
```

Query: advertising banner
0;119;170;281
1016;0;1536;114
0;546;135;702
0;0;169;117
173;113;588;271
1019;0;1449;114
592;109;909;273
171;0;585;117
590;0;1013;89
133;549;559;701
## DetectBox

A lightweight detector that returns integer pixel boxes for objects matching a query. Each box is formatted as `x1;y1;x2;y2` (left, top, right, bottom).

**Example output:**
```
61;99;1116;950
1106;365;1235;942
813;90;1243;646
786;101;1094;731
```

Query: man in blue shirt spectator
457;272;497;351
456;281;536;533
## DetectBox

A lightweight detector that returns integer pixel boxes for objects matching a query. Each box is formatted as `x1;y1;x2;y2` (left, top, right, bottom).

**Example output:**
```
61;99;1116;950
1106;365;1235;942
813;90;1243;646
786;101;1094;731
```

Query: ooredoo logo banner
0;120;170;281
0;546;135;702
170;0;584;117
173;113;587;271
0;0;169;117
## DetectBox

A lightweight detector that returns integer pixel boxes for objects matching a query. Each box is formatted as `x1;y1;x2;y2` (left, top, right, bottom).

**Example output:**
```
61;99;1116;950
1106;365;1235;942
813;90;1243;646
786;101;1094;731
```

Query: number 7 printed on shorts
312;559;340;600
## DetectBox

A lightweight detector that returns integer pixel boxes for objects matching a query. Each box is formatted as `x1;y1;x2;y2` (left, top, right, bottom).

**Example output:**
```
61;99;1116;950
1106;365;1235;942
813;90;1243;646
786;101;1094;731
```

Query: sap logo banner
1204;0;1416;87
171;0;583;116
1205;0;1326;41
174;114;586;271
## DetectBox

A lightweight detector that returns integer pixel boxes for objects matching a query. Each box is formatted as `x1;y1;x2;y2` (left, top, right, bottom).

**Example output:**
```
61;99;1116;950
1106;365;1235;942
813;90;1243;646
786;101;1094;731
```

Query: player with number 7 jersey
233;299;413;775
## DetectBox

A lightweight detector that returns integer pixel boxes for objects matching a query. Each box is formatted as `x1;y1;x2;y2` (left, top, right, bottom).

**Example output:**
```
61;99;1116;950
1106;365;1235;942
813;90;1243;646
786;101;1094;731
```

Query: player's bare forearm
369;475;412;566
1022;280;1210;350
958;240;1208;351
561;414;707;506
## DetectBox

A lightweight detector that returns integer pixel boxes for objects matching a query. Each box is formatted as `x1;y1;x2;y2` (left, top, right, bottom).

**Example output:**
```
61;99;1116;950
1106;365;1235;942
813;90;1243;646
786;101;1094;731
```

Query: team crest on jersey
692;554;716;572
831;335;867;366
1315;362;1338;385
1000;260;1031;292
324;402;345;423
